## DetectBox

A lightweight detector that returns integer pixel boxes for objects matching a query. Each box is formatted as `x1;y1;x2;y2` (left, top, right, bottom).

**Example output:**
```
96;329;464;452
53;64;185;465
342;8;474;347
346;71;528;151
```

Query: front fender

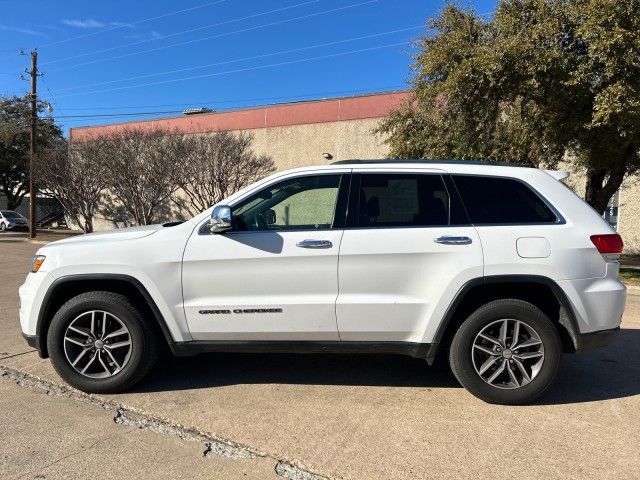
34;271;191;358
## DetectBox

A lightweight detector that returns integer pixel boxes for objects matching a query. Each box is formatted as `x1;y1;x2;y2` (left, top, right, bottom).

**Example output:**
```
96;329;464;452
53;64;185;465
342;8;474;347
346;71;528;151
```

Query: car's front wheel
449;299;561;405
47;291;160;393
0;222;6;231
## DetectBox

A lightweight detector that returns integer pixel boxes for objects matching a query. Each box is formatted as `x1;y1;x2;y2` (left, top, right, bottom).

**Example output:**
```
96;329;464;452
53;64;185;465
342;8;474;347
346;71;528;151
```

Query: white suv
19;160;626;404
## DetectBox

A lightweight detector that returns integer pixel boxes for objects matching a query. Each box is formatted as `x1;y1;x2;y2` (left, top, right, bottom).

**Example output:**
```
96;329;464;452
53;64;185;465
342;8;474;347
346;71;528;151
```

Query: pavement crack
275;460;330;480
1;364;335;480
113;407;256;459
0;349;37;360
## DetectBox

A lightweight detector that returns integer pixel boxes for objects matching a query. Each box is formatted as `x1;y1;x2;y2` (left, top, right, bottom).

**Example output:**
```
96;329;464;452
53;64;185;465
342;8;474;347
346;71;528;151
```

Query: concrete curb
626;285;640;296
0;364;332;480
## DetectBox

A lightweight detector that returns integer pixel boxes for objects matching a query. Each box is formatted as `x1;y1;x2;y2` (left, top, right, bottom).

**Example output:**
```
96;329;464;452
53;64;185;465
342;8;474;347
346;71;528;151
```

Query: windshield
1;211;24;219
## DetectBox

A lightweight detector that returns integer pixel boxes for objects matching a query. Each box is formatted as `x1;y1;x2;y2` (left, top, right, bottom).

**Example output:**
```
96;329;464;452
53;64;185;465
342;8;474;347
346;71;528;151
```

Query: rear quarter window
452;175;558;225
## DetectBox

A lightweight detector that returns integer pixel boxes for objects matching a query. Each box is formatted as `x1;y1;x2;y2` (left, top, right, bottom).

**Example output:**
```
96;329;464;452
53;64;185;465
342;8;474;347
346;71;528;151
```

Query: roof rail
331;159;530;168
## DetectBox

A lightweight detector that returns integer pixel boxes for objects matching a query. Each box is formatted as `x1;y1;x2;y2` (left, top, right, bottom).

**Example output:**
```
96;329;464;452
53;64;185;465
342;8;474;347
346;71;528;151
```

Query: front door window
232;175;342;231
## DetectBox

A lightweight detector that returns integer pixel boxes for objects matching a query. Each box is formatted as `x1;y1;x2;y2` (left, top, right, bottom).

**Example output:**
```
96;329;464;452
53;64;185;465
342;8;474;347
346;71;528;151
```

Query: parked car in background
0;210;28;231
18;160;626;404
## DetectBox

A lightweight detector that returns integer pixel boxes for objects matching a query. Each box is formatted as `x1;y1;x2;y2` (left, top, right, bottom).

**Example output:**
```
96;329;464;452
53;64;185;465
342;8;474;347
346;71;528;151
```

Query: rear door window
355;174;452;227
452;175;558;224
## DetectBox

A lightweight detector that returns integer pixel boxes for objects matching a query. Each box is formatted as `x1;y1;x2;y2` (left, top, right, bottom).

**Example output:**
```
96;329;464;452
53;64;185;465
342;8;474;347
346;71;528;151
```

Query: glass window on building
604;190;620;231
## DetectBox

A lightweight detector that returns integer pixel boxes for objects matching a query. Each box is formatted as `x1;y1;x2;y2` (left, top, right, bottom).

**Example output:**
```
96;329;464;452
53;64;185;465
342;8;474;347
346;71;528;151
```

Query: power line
41;76;69;120
51;110;184;119
0;48;26;64
53;85;408;112
0;47;25;54
36;0;228;49
48;0;380;72
54;25;423;93
51;86;408;124
55;41;410;98
42;0;319;66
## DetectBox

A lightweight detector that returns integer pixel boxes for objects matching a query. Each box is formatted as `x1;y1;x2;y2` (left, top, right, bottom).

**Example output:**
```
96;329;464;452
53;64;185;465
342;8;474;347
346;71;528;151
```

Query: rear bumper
576;327;619;352
557;275;626;334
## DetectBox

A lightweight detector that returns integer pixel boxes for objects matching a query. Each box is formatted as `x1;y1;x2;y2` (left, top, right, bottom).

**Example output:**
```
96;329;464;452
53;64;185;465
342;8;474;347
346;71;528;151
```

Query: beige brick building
70;91;640;252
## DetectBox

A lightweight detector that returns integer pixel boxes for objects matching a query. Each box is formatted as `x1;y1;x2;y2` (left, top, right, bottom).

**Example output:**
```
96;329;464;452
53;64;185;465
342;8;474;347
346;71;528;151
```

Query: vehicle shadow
135;351;460;392
132;328;640;405
536;327;640;405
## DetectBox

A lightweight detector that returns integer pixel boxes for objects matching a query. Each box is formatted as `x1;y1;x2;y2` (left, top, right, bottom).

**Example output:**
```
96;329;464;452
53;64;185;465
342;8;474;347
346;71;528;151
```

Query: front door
336;170;483;343
182;172;349;341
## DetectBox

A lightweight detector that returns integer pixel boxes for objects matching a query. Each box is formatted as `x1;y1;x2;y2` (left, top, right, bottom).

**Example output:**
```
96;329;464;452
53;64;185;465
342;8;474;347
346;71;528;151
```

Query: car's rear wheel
449;299;561;405
47;291;160;393
0;222;6;231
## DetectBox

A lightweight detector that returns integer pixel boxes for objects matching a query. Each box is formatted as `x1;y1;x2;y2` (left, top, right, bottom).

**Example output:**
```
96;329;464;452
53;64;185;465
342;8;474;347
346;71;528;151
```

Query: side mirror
209;205;232;234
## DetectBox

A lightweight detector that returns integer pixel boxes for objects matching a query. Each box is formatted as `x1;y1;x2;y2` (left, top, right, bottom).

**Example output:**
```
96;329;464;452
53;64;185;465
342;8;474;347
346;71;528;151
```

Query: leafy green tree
0;95;63;210
378;0;640;214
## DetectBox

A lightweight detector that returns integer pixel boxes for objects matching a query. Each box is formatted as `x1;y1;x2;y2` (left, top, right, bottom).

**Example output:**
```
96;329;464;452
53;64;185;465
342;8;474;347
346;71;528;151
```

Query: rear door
336;169;483;343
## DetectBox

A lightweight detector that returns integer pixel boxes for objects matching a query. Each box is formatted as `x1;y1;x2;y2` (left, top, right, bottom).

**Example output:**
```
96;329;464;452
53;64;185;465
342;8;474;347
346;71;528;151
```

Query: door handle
296;239;333;249
434;236;472;245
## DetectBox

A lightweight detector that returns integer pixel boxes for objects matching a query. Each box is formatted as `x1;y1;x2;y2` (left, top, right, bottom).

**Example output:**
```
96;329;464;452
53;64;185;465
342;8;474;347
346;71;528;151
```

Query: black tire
449;299;561;405
0;222;6;232
47;291;160;393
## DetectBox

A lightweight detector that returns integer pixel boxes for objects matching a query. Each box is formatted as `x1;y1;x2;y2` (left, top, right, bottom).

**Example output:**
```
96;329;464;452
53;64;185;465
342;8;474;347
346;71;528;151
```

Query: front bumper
575;327;619;352
19;271;54;358
7;224;29;231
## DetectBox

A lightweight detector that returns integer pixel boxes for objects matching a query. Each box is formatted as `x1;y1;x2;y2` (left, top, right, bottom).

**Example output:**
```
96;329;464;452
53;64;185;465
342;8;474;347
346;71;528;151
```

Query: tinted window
356;174;450;227
232;175;341;231
1;211;21;219
452;175;558;224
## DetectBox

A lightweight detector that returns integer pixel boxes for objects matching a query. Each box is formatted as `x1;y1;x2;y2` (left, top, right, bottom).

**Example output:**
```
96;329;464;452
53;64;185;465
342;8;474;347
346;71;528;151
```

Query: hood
9;217;27;224
47;224;163;246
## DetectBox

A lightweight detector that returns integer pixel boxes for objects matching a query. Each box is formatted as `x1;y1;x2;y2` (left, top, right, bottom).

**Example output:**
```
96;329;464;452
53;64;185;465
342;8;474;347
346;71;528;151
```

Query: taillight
590;234;623;254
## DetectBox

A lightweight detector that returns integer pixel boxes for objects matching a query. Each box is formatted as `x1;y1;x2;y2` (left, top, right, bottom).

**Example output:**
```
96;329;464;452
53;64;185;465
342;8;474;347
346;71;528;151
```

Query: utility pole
28;49;38;239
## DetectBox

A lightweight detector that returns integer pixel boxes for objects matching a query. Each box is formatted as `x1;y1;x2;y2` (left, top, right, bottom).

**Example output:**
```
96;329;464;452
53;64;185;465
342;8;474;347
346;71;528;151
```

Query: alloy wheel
471;318;545;389
63;310;132;379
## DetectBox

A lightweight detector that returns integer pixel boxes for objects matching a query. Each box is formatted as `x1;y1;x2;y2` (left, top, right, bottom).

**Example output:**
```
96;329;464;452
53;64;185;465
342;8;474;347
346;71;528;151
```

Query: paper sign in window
388;179;419;215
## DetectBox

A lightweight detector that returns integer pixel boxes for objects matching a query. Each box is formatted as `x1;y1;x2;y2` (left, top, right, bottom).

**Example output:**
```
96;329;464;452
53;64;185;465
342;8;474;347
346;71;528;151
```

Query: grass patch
620;268;640;286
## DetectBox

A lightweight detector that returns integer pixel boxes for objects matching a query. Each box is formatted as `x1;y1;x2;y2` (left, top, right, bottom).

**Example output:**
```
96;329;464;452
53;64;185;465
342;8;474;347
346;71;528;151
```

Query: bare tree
177;131;274;216
37;138;109;233
100;127;188;225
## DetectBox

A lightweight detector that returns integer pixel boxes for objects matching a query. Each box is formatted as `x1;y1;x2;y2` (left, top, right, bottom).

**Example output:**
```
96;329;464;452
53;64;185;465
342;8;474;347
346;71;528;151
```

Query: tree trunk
585;168;607;214
6;196;19;211
4;190;25;211
83;216;93;234
584;161;627;215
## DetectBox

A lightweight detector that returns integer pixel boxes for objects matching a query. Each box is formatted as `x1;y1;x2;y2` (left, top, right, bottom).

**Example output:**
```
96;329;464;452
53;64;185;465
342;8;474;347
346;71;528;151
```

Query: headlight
30;255;46;273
